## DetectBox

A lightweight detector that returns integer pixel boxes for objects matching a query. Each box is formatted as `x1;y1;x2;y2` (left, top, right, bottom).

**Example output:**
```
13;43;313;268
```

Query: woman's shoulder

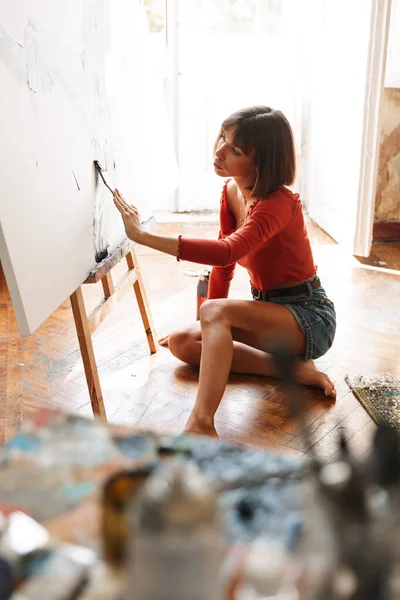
225;178;236;202
219;179;236;232
221;178;236;212
249;187;301;222
256;186;301;210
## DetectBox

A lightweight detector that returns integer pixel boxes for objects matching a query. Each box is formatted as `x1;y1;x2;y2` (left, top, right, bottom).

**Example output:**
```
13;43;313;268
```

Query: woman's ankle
184;418;218;438
187;411;214;429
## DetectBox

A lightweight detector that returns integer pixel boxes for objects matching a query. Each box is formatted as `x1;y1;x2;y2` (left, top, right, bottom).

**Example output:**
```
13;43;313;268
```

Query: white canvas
0;0;179;335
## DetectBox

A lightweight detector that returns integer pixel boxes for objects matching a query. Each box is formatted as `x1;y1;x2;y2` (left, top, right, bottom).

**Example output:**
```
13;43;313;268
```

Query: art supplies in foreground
126;459;225;600
11;544;96;600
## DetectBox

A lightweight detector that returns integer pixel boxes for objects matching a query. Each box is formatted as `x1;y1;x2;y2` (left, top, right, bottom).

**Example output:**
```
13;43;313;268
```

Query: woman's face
213;126;256;180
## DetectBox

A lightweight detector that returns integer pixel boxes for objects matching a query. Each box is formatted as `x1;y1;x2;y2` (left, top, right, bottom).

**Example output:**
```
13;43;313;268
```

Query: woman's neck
234;178;255;206
233;177;255;204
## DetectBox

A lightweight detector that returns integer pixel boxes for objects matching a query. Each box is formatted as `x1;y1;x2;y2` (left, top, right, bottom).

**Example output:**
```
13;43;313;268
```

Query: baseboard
373;221;400;241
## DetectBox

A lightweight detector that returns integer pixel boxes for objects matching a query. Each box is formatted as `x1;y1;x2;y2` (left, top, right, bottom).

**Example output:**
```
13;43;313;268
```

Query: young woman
114;106;336;437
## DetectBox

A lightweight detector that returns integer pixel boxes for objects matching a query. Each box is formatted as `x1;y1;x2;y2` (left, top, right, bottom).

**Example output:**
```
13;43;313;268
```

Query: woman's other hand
113;189;143;242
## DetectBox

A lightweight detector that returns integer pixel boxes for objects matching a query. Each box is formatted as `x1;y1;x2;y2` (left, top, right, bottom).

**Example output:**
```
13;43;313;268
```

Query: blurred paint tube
11;544;96;600
0;511;51;600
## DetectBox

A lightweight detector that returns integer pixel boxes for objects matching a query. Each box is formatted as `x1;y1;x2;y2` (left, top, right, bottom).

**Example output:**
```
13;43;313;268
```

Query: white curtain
173;0;316;211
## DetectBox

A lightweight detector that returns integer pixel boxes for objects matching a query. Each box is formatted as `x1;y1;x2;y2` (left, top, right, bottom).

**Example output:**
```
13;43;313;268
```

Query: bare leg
168;325;335;394
167;299;335;437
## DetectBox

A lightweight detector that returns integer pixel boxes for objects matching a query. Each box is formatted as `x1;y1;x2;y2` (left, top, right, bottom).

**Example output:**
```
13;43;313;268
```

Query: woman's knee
199;299;229;326
168;328;199;363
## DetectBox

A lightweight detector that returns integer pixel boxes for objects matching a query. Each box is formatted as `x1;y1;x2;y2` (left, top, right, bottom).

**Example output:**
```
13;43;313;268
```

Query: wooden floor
1;219;400;461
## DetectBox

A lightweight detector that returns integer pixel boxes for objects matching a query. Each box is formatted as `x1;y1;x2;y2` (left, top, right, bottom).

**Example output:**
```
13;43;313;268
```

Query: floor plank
1;220;399;459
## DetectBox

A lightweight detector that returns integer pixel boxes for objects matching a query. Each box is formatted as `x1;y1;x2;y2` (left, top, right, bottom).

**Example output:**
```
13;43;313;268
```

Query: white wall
0;0;178;335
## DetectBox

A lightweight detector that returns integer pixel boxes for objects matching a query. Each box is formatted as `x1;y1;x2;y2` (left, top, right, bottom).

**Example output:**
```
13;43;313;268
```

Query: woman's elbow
213;256;235;268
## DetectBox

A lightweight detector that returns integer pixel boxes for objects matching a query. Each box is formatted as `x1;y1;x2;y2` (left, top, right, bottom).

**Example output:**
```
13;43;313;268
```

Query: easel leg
126;248;157;354
101;272;115;297
70;287;107;421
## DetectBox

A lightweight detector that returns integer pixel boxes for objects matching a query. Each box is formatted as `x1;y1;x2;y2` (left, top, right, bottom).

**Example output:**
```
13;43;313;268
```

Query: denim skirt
253;276;336;361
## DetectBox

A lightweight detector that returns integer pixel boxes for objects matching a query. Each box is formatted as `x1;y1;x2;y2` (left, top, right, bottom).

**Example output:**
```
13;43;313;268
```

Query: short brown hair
218;106;296;198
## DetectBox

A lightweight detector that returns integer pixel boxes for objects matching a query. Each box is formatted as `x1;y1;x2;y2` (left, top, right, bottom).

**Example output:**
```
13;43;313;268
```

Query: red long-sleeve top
177;180;317;299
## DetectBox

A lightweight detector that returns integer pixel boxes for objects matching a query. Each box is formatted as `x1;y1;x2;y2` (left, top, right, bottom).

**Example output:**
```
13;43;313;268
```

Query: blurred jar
126;458;225;600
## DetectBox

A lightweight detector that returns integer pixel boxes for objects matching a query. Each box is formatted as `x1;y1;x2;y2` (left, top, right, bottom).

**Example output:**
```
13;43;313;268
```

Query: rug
345;374;400;433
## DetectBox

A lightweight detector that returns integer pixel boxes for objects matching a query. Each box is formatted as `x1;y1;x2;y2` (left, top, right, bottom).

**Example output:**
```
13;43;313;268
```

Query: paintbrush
94;160;115;194
94;160;155;230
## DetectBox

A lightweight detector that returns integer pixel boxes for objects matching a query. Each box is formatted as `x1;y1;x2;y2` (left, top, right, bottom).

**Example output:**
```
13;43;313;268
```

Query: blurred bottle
196;269;211;321
126;459;225;600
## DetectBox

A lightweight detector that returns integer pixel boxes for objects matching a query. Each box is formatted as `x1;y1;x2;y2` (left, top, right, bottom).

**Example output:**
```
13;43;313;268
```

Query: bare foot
183;416;219;438
158;335;169;347
294;360;336;397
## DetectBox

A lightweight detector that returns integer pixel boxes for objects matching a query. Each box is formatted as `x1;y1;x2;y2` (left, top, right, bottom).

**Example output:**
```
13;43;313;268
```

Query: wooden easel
69;239;157;422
